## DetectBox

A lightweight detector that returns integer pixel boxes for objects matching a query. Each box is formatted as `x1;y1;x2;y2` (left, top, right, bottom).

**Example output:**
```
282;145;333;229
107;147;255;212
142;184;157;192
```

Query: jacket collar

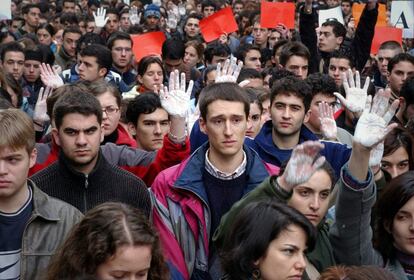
29;179;60;221
58;149;106;181
173;142;271;204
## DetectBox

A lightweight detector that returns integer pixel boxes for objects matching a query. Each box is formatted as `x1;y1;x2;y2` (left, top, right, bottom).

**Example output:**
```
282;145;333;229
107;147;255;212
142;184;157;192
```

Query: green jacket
213;176;336;275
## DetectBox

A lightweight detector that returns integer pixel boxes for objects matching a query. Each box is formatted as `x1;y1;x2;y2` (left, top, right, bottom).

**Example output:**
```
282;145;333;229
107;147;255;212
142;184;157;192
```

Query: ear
384;220;392;234
98;67;107;78
100;124;105;143
137;74;143;84
127;122;137;137
304;109;310;123
51;128;61;147
399;96;407;111
29;148;38;169
199;117;207;134
336;36;344;46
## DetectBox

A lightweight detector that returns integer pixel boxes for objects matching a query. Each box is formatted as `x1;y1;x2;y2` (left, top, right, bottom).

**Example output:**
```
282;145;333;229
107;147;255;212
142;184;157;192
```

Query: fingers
363;95;372;114
362;76;370;92
312;156;326;170
168;71;174;92
216;62;222;79
186;80;194;96
37;87;45;103
383;122;399;137
222;59;230;76
348;69;355;88
333;92;347;108
180;72;186;92
238;80;250;88
174;69;180;91
355;70;361;89
233;60;243;80
342;72;350;95
383;99;399;125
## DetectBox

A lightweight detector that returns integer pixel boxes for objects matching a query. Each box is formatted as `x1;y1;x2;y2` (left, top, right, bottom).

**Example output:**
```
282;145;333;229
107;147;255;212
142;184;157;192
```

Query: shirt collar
204;149;247;180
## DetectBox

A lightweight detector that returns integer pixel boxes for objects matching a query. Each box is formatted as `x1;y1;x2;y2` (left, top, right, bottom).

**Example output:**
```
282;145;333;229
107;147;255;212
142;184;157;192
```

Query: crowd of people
1;0;414;279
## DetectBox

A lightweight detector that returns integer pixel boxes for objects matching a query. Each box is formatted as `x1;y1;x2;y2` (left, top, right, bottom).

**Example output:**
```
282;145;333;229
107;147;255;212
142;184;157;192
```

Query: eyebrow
63;126;98;132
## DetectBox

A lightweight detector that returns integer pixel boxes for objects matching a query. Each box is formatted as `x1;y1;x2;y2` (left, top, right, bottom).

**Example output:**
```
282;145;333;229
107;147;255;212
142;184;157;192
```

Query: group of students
1;0;414;279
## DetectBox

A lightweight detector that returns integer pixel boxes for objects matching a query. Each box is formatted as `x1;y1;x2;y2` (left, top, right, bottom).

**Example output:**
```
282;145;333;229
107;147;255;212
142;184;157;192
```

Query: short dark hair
88;80;121;107
76;32;105;53
204;43;231;64
201;0;217;11
236;44;261;63
184;13;202;26
36;23;56;37
62;26;82;39
306;73;337;97
388;53;414;73
162;38;185;60
199;82;250;120
53;85;103;130
269;68;295;89
329;48;354;68
321;20;346;39
270;76;312;112
60;12;79;25
106;8;119;18
1;42;24;62
272;39;289;57
126;92;165;124
22;3;40;15
107;31;132;50
279;42;310;67
80;44;112;76
245;88;263;113
379;40;403;52
237;68;262;83
219;199;316;279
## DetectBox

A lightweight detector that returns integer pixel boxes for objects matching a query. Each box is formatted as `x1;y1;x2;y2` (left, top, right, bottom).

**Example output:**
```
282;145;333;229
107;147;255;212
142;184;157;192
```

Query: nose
389;166;400;179
310;196;320;211
75;132;87;146
295;254;307;272
402;73;408;83
224;120;233;136
0;161;7;175
153;123;162;135
30;65;34;72
282;107;291;119
297;68;303;78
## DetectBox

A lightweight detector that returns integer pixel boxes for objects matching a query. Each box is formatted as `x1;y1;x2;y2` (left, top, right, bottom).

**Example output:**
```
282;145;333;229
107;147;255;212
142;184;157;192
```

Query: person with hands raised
40;63;64;89
214;140;337;279
92;7;109;34
32;86;52;135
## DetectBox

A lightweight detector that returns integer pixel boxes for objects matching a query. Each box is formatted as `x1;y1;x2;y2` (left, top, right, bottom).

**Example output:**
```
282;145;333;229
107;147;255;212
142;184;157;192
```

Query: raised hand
334;70;370;113
280;141;326;190
93;7;109;28
129;6;141;25
215;56;243;83
40;63;64;89
33;86;52;125
353;88;399;148
319;101;337;140
160;70;194;117
166;11;178;30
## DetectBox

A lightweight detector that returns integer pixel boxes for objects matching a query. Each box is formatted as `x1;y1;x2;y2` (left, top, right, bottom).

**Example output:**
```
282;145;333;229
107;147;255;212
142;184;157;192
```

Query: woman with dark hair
1;72;32;116
319;265;397;280
36;23;57;53
220;200;315;280
135;56;166;94
47;202;169;280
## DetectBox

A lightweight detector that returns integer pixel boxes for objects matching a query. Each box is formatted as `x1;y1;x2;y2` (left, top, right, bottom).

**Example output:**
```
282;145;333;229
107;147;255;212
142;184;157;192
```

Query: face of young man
78;56;107;82
284;55;309;80
288;169;332;226
305;93;337;133
244;49;262;72
199;100;247;160
24;7;40;29
184;18;200;38
233;3;243;14
270;93;308;138
105;13;120;34
318;25;343;53
63;1;76;13
252;22;269;48
111;39;133;71
388;61;414;94
377;49;401;77
53;113;104;174
203;6;215;18
63;32;81;57
129;108;170;151
341;1;352;16
23;60;41;83
0;146;36;205
2;51;25;80
328;57;352;87
120;13;131;31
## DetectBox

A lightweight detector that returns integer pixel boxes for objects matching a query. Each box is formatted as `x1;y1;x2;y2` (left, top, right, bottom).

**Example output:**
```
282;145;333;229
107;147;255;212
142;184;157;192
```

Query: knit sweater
30;150;151;216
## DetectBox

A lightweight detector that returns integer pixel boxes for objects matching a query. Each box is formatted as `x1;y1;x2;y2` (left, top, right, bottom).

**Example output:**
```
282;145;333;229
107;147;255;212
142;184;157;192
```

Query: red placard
370;27;402;54
260;1;295;29
131;31;166;63
353;3;387;27
199;7;238;43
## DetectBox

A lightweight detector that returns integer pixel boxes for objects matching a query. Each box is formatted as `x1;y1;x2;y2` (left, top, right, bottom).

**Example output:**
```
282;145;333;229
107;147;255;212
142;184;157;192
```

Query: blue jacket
246;120;351;179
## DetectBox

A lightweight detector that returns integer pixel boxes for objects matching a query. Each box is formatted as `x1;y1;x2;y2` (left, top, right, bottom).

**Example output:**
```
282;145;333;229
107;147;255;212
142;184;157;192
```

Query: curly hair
47;202;168;280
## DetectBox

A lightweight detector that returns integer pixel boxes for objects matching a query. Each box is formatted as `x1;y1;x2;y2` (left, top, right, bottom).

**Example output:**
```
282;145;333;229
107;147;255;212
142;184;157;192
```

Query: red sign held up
260;1;295;29
131;31;166;63
199;7;238;43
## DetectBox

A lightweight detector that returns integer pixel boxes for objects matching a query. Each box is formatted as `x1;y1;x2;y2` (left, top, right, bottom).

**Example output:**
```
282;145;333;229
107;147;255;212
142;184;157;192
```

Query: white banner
391;1;414;38
0;0;11;20
319;6;344;26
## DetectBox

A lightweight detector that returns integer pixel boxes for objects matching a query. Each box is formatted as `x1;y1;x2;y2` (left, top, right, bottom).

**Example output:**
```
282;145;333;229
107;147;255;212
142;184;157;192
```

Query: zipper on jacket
84;175;89;212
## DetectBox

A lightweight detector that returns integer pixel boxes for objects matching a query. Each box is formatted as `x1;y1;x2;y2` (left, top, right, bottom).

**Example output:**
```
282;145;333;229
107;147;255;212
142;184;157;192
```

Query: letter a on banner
391;1;414;38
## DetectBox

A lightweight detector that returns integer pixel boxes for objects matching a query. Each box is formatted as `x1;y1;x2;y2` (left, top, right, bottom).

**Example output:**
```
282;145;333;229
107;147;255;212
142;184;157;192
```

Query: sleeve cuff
341;163;372;190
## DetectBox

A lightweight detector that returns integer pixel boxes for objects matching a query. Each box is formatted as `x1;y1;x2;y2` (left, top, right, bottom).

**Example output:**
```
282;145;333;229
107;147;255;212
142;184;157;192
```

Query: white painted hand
40;63;64;89
160;70;194;117
215;56;243;83
93;7;109;28
282;141;326;190
369;142;384;167
353;88;399;148
129;7;141;25
334;70;370;113
166;12;178;29
33;86;52;124
319;101;337;140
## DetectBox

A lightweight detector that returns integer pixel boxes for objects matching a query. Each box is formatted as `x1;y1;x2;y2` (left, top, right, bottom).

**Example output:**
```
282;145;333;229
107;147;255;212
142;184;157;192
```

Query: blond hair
0;109;35;154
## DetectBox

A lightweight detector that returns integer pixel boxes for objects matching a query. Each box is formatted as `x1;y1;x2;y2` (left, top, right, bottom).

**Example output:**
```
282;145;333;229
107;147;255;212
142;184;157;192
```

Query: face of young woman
381;147;410;179
138;63;163;91
96;245;152;280
392;196;414;256
256;225;307;280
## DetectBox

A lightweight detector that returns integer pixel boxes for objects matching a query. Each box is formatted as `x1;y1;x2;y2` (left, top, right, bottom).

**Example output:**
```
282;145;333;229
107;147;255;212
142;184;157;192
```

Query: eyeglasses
102;106;119;115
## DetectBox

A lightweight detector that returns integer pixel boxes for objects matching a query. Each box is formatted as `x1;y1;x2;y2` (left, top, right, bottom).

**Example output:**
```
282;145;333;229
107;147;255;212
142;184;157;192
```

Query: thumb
333;92;347;108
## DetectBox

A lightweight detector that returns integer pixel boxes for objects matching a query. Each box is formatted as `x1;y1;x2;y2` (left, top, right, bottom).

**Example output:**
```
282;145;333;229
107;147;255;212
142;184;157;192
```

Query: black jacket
30;149;151;216
299;4;378;74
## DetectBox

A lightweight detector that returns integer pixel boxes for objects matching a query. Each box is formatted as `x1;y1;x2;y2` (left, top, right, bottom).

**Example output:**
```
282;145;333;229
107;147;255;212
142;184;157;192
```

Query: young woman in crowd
47;202;168;280
245;88;263;139
136;56;166;94
36;23;57;53
219;199;316;280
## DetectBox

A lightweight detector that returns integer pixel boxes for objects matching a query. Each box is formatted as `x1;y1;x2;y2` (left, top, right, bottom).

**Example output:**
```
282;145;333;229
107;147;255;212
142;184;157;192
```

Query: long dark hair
47;202;168;280
374;171;414;261
219;199;316;279
383;126;414;170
